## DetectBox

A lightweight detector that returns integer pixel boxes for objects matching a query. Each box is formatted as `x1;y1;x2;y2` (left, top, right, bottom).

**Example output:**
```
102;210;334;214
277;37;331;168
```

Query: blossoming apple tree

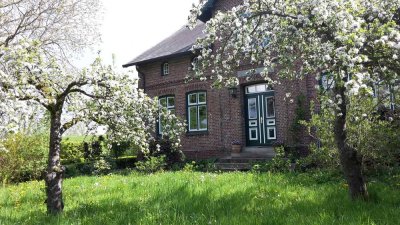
189;0;400;199
0;41;185;214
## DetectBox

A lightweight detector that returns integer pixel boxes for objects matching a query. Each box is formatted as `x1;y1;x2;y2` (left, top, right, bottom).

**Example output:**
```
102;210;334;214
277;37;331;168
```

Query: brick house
123;0;317;159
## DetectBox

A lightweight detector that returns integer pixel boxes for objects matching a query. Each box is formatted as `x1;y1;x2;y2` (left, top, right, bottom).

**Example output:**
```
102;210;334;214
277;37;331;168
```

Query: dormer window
162;62;169;76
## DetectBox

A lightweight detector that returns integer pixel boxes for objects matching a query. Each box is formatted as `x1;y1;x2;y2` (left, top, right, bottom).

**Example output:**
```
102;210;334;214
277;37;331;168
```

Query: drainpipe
135;65;146;92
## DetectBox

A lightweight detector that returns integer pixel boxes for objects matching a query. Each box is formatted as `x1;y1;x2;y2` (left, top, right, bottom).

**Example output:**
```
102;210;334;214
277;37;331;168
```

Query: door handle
260;117;263;124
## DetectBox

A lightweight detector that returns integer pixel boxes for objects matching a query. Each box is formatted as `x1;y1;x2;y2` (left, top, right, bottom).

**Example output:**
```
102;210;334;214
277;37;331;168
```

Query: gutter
122;51;193;68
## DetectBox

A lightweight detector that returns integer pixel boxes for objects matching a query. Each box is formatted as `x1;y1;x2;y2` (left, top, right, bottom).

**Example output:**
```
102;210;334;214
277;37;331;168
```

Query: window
187;91;207;132
158;96;175;134
374;81;398;110
245;83;272;94
162;62;169;76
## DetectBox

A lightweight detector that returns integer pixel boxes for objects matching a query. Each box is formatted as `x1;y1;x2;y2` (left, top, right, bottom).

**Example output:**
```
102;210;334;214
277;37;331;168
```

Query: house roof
122;21;206;68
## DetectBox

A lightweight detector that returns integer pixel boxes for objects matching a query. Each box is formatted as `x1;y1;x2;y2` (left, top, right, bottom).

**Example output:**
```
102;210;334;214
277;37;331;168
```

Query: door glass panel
249;120;257;126
267;127;276;139
198;105;207;130
267;119;275;125
266;97;275;118
249;128;258;140
189;106;198;130
248;98;257;119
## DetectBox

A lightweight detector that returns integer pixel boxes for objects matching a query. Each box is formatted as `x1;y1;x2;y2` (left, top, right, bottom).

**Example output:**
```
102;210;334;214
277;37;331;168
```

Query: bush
251;146;291;172
135;156;166;173
92;158;113;175
61;140;84;164
114;156;137;169
64;156;137;178
300;97;400;173
147;138;185;167
0;133;48;183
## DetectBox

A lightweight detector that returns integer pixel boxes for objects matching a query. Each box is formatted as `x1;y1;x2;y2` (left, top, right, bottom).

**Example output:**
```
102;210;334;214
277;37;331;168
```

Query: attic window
162;62;169;76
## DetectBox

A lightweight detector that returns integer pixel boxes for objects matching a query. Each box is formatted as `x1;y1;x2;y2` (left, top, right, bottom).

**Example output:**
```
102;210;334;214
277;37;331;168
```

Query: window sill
186;131;209;136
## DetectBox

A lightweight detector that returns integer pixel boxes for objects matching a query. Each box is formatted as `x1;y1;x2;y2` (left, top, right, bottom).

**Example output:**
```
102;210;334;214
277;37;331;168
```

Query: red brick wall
134;0;317;159
137;55;316;159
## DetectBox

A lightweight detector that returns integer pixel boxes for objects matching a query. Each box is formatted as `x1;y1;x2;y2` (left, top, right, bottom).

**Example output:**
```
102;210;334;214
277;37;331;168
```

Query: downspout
136;65;146;92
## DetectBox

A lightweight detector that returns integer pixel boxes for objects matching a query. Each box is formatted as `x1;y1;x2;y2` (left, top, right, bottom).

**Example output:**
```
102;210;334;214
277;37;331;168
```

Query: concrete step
218;157;273;163
214;163;252;171
244;146;276;155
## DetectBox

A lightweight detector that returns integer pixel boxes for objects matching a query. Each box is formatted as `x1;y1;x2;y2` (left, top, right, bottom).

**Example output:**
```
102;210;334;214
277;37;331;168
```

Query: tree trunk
334;86;368;200
45;110;65;214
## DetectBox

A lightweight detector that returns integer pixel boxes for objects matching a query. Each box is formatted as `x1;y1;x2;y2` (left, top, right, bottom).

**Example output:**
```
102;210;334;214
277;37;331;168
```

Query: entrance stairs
215;147;276;171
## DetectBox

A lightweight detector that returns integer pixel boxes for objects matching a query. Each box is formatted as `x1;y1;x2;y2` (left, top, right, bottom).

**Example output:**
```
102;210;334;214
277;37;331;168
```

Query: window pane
198;92;206;103
266;97;275;117
248;98;257;119
189;94;197;105
256;84;266;92
159;98;166;107
189;107;198;130
163;63;169;75
199;105;207;130
247;86;256;93
167;97;175;108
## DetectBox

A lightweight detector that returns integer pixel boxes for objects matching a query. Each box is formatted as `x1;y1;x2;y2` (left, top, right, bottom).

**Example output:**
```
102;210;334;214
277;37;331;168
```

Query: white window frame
162;62;169;76
158;96;175;134
188;91;207;132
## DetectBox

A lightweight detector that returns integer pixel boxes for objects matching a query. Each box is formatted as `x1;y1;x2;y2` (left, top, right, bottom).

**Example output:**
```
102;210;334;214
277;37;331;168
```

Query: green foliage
92;158;113;175
148;138;185;167
64;156;137;178
0;133;48;184
60;139;84;164
182;161;198;172
1;171;400;224
290;94;308;145
252;146;291;172
135;156;166;173
301;95;400;172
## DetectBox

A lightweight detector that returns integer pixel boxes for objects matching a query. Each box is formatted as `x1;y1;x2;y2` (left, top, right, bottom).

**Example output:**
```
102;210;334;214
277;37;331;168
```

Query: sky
80;0;198;71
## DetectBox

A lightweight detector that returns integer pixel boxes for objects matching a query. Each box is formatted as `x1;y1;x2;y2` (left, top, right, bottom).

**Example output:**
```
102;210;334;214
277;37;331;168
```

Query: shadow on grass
1;173;399;225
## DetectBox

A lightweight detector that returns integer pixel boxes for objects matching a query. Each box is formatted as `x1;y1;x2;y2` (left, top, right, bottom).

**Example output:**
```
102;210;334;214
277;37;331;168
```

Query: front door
245;84;277;146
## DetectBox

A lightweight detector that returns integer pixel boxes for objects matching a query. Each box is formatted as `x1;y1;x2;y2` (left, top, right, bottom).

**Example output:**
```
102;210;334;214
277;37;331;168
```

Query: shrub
135;156;166;173
60;140;84;164
114;156;137;169
301;97;400;173
0;133;48;183
92;158;113;175
147;138;185;167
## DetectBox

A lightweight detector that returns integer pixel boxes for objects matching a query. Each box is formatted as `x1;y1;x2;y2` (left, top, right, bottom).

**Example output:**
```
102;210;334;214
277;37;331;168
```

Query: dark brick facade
134;0;318;159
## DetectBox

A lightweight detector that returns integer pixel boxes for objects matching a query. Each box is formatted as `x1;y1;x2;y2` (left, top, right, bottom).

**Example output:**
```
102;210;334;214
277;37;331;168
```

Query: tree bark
45;109;65;214
334;86;368;200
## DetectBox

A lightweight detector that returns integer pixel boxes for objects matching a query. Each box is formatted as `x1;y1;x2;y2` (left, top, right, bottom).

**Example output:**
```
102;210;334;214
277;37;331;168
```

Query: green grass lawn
0;171;399;225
